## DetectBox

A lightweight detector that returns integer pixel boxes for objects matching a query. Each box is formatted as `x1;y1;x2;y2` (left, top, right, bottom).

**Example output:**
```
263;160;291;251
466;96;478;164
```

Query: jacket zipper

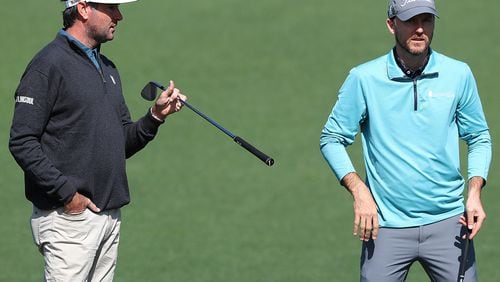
392;72;438;111
95;55;106;83
412;78;418;111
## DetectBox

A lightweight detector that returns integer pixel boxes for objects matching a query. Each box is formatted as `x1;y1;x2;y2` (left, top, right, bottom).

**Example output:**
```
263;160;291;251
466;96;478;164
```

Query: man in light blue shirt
320;0;491;281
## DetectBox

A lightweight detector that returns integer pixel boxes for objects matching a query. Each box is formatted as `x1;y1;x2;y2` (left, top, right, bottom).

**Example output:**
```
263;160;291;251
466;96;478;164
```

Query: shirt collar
387;47;438;80
58;29;101;69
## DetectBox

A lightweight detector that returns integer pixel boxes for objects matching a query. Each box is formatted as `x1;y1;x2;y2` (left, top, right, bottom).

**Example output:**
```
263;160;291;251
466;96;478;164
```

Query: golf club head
140;81;165;101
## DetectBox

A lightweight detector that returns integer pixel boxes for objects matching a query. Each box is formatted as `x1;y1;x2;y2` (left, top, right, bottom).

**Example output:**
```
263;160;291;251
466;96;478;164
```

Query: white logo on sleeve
15;96;34;105
110;75;116;85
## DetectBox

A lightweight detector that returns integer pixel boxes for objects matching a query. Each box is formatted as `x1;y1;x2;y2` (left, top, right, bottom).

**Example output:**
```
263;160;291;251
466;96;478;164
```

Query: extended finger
469;214;485;239
466;209;475;230
371;217;379;240
359;218;369;241
353;216;360;236
86;200;101;213
363;218;372;241
459;215;466;226
168;80;175;94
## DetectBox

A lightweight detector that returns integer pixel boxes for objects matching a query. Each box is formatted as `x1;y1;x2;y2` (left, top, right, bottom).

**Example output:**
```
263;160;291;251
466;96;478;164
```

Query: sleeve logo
15;96;34;105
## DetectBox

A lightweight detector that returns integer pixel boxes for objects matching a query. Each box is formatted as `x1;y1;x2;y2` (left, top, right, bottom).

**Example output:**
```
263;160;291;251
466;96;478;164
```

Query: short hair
60;1;98;29
62;5;79;29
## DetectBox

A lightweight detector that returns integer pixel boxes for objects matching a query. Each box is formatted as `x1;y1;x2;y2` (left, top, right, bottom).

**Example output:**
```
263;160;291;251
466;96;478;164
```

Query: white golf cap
65;0;137;8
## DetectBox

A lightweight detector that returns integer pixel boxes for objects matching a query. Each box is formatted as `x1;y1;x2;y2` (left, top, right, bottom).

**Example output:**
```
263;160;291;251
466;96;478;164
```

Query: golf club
458;228;471;282
141;81;274;166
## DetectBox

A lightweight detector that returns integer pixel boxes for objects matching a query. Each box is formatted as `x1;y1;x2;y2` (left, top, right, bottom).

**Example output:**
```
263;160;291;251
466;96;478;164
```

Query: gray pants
360;214;476;282
31;206;121;281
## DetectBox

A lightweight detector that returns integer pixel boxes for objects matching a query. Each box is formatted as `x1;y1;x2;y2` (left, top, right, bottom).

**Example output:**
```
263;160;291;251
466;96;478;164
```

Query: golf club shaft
458;229;470;282
155;83;274;166
178;101;274;165
179;99;235;139
155;83;235;138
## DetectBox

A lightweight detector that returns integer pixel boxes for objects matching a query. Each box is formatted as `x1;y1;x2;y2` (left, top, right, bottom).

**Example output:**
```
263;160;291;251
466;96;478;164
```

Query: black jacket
9;33;162;210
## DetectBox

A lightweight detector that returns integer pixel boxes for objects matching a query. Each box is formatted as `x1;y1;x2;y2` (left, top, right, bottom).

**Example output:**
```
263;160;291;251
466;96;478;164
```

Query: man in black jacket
9;0;186;280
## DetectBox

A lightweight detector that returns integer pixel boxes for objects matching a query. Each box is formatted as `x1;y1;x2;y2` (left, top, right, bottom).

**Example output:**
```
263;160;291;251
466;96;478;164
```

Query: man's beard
87;25;112;45
396;33;433;56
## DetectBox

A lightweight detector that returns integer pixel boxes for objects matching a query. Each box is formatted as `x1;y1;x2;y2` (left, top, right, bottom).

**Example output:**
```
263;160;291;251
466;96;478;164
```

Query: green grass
1;1;499;281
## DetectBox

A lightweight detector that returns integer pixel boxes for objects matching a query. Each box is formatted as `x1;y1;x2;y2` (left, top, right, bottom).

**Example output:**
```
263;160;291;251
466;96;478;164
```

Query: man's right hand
342;172;379;241
64;192;100;214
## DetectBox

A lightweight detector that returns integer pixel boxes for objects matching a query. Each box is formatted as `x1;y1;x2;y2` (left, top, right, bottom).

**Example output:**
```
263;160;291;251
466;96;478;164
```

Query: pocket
55;209;94;240
31;208;58;249
60;208;91;222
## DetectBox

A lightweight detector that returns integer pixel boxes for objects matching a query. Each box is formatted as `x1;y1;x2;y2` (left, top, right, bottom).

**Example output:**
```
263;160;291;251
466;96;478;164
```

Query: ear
76;2;91;20
386;18;396;35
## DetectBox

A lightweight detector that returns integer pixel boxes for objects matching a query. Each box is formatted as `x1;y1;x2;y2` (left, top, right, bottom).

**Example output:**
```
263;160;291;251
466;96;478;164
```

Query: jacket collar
387;47;439;81
57;29;102;70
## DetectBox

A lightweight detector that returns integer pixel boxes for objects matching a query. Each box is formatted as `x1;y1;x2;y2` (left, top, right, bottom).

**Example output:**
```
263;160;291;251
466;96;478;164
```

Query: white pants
31;206;121;282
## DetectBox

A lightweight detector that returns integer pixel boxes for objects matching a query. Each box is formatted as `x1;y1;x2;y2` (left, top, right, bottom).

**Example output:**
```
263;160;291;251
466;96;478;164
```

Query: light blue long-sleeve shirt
320;49;491;227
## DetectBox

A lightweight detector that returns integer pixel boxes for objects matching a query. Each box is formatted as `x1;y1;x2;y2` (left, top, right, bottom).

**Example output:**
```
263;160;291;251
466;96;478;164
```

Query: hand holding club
152;80;186;121
459;177;486;240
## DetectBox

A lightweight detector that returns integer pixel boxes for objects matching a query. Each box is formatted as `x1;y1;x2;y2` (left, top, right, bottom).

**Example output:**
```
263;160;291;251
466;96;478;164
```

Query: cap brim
87;0;138;4
66;0;137;8
397;7;438;21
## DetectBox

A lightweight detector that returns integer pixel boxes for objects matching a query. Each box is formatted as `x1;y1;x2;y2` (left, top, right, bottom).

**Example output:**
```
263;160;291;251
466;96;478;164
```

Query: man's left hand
459;176;486;239
151;80;187;121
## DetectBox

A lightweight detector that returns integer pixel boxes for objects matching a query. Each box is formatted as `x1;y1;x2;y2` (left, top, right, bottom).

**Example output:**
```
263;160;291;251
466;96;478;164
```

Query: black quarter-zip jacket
9;33;163;211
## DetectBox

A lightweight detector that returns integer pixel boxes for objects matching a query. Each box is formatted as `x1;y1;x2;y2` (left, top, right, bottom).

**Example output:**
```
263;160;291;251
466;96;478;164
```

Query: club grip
233;136;274;166
458;229;471;282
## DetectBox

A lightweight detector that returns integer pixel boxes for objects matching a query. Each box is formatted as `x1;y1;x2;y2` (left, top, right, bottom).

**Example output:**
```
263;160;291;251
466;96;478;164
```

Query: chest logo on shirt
428;90;454;98
110;75;116;85
15;96;34;105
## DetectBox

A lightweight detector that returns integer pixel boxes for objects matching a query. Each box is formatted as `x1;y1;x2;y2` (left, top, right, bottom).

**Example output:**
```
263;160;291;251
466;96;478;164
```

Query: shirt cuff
149;107;165;123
